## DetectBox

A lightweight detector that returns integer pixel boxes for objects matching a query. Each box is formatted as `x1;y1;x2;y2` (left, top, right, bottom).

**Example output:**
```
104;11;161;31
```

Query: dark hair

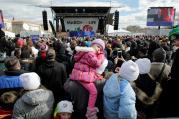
4;56;20;70
152;48;166;62
46;48;56;62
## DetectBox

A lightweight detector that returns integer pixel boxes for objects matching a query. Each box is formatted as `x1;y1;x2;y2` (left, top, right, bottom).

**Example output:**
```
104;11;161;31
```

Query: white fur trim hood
75;46;95;52
96;59;108;74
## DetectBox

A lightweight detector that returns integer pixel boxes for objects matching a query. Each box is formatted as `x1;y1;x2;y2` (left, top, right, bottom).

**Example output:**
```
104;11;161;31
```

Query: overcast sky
0;0;179;28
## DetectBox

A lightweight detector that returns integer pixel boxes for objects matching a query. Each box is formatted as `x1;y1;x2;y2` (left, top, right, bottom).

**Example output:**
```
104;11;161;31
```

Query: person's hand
114;57;118;65
118;56;125;62
96;73;104;80
114;67;120;73
114;56;125;63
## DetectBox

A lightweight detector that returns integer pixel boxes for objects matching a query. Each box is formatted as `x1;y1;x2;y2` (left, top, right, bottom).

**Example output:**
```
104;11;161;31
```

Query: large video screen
147;7;175;26
0;10;4;28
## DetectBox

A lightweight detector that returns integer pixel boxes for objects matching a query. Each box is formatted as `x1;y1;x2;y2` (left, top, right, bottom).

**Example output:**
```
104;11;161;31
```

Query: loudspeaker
114;11;119;30
42;10;48;30
49;20;56;37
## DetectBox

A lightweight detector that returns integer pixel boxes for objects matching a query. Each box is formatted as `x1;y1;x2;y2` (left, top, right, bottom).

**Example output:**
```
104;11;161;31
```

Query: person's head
54;100;73;119
16;38;24;48
19;72;41;91
116;37;122;44
70;40;77;50
0;91;18;109
39;44;48;60
46;48;56;62
14;48;21;59
119;60;139;81
40;44;48;51
4;56;21;71
160;38;168;46
135;58;151;74
91;39;105;53
0;91;18;104
26;38;34;47
125;41;131;48
152;48;166;62
169;26;179;47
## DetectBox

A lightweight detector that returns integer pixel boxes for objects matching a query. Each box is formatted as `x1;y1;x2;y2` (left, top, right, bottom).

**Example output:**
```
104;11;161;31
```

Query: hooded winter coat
12;89;54;119
103;74;137;119
70;47;104;83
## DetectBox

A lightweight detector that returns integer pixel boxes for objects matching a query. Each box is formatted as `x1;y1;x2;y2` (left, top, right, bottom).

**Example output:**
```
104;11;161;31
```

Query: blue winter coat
0;75;22;89
103;74;137;119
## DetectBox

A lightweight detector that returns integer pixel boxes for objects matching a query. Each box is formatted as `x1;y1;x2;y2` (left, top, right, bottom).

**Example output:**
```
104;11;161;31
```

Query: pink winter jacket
70;49;105;83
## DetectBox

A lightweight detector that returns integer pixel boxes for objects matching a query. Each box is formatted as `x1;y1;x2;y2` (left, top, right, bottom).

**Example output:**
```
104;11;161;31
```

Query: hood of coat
45;60;56;68
21;89;52;105
103;74;120;98
75;46;95;52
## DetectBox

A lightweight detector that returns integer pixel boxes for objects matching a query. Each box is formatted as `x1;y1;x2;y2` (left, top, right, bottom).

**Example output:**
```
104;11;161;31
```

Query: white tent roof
106;24;131;36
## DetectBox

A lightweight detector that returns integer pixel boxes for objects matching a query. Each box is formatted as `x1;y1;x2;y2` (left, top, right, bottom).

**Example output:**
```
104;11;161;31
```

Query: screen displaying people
147;7;175;26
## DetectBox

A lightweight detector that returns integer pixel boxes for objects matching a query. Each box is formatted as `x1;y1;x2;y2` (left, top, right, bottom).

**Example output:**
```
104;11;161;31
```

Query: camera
117;51;122;58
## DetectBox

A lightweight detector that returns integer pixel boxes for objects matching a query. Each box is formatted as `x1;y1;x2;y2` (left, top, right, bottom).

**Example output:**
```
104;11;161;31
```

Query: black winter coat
157;48;179;117
64;79;106;119
37;61;67;103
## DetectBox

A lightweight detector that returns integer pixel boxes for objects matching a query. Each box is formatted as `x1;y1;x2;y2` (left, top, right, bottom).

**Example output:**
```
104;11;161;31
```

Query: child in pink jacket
70;39;106;119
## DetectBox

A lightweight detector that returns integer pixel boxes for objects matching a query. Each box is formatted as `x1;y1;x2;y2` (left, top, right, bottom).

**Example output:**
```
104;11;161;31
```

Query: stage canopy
107;24;131;36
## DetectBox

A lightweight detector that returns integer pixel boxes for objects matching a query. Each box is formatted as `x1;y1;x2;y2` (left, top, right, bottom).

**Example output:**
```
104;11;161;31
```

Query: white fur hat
119;60;139;81
19;72;41;90
96;59;108;74
135;58;151;74
56;100;74;113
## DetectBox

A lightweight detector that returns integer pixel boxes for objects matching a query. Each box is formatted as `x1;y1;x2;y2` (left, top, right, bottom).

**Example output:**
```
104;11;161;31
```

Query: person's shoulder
19;70;29;74
54;61;66;69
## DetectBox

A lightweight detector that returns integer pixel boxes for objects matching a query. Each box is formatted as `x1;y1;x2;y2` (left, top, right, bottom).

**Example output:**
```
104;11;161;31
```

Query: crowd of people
0;26;179;119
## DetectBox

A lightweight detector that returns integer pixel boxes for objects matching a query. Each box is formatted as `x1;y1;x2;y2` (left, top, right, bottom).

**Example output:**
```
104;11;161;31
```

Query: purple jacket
70;48;104;83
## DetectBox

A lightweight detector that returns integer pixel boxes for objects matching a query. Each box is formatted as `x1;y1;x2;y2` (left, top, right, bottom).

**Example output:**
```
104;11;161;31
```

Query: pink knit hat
91;39;105;50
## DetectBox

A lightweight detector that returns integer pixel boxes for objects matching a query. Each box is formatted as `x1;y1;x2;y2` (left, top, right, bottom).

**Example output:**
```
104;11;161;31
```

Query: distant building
11;20;43;35
2;19;52;37
3;19;12;31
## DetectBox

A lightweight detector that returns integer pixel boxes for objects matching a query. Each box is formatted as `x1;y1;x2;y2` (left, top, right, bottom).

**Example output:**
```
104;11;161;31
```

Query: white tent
106;24;131;36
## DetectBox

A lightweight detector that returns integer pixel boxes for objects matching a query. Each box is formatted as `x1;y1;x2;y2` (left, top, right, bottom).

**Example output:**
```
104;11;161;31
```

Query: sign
147;7;175;26
64;17;99;32
69;31;95;37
